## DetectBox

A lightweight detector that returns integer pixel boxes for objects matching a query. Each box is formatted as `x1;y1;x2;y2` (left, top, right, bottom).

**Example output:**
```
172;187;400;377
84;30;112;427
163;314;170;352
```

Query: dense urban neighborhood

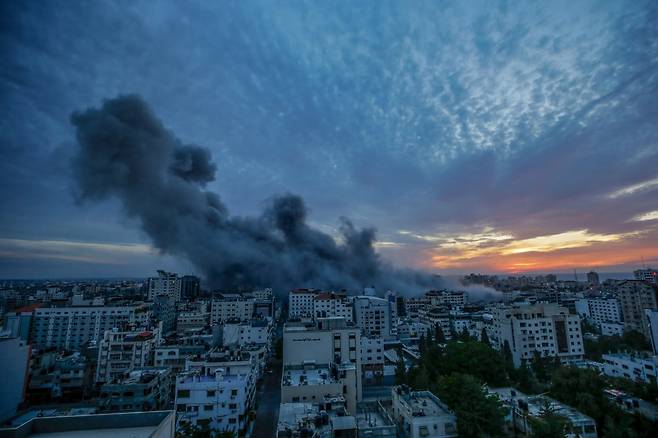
0;269;656;436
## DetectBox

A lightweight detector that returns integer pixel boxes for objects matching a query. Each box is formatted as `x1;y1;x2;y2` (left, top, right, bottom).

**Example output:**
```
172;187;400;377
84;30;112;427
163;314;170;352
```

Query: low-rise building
391;385;457;438
601;353;658;384
489;387;597;438
98;367;172;412
211;294;255;323
175;368;256;435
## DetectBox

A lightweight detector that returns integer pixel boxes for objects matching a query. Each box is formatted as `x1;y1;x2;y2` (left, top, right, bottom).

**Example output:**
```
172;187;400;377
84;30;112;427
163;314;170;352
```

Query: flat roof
282;366;336;387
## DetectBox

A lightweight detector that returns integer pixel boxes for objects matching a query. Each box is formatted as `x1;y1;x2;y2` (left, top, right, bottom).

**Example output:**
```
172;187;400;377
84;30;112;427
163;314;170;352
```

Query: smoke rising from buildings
70;95;436;293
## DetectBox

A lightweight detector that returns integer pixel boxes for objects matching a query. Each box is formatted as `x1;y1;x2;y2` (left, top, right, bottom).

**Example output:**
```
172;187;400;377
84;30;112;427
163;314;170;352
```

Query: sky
1;0;657;279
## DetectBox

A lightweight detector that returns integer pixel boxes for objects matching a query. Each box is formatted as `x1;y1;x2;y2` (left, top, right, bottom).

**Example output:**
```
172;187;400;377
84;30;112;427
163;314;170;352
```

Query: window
207;390;216;397
204;404;213;411
177;389;190;398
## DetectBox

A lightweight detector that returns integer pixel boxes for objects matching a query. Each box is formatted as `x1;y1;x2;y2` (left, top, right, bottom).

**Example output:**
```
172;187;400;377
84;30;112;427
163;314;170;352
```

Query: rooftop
282;365;337;387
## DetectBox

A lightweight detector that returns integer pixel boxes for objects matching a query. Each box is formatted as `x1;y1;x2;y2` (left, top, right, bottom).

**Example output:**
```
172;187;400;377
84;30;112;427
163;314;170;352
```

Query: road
252;358;282;438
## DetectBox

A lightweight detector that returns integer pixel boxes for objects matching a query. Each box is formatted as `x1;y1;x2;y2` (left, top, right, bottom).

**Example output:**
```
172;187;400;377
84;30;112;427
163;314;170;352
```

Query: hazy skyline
2;1;658;279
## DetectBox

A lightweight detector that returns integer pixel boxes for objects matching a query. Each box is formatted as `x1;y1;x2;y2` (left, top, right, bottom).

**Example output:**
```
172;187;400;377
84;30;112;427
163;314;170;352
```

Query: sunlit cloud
500;229;628;255
630;210;658;222
607;177;658;199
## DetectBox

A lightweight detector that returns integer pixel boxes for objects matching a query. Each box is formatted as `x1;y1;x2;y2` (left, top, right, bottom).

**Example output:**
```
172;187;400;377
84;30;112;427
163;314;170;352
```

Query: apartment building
0;337;30;422
96;324;162;384
288;289;319;318
314;292;353;321
391;385;458;438
353;296;392;338
601;353;658;384
616;280;658;338
211;294;255;323
98;367;172;412
221;319;273;348
575;297;622;324
31;304;148;350
360;336;385;385
426;290;467;308
148;270;182;302
283;319;362;413
634;268;658;284
177;309;210;333
154;344;208;375
493;303;584;367
175;366;256;434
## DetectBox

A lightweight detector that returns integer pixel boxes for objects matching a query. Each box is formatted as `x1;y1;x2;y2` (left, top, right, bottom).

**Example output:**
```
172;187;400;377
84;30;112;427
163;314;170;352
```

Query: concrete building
221;318;273;348
0;337;30;422
634;268;658;284
28;351;89;403
616;280;658;338
288;289;319;319
587;271;600;286
354;296;392;338
601;321;625;337
210;294;254;323
601;353;658;384
314;292;353;321
180;275;201;300
493;303;584;367
96;325;162;384
391;386;457;438
646;309;658;355
154;344;208;375
361;336;385;385
31;304;149;350
575;297;622;325
175;367;256;435
426;290;467;308
152;295;177;335
0;410;175;438
3;304;40;341
98;367;172;412
177;309;209;334
283;319;362;414
148;270;182;302
490;387;597;438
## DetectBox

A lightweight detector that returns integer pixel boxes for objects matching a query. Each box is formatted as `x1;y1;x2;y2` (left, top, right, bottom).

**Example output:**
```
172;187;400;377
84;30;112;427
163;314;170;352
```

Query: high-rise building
313;292;353;320
586;271;600;285
615;280;658;338
353;296;392;338
493;303;584;367
210;294;255;323
96;324;162;384
31;304;149;350
288;289;319;318
180;275;201;299
148;270;182;302
634;268;658;284
574;298;621;324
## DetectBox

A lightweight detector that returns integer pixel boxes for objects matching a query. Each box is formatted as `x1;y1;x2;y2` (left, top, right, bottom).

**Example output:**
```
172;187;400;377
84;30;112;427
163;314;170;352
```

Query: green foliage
395;345;407;385
435;373;506;437
433;341;509;387
480;327;490;346
584;330;652;361
434;324;446;343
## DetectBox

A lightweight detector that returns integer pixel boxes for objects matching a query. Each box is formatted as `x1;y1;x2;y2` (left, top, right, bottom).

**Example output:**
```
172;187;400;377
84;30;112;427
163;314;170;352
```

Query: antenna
573;269;578;282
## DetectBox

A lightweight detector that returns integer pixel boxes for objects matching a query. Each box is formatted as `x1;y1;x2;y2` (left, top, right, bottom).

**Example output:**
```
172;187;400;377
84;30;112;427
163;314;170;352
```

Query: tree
528;399;568;438
435;373;506;437
418;334;426;354
394;345;406;385
409;365;431;390
459;326;471;341
480;327;490;346
435;324;446;343
435;341;509;387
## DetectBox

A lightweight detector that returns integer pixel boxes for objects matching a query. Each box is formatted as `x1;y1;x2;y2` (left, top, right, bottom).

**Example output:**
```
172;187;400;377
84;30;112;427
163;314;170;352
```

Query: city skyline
2;1;658;279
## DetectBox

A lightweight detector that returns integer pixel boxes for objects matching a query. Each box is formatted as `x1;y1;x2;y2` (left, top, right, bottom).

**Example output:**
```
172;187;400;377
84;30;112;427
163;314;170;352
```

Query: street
251;358;282;438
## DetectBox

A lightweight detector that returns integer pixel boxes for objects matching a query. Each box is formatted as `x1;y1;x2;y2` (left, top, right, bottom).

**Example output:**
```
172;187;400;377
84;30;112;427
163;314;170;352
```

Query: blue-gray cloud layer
1;0;657;278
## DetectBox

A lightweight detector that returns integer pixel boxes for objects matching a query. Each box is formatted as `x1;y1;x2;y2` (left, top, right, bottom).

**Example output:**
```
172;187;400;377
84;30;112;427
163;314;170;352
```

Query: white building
283;319;362;413
313;292;353;321
177;309;210;333
601;353;658;384
211;294;255;323
96;324;162;384
360;336;385;384
646;309;658;355
148;270;182;302
601;321;625;337
0;337;30;422
288;289;319;319
353;296;392;338
391;386;457;438
426;290;467;308
31;304;149;350
175;368;256;435
221;319;273;348
493;303;584;367
575;298;622;324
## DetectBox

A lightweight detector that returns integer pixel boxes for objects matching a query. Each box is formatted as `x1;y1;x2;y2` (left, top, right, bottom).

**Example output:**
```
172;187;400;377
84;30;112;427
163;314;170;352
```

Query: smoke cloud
70;95;436;294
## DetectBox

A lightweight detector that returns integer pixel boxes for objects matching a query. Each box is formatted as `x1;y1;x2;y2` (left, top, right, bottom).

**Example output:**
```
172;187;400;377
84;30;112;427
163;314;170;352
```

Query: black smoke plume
70;95;435;293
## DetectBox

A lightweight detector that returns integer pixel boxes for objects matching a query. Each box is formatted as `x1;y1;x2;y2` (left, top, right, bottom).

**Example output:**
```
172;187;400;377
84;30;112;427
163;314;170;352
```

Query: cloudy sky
1;0;657;279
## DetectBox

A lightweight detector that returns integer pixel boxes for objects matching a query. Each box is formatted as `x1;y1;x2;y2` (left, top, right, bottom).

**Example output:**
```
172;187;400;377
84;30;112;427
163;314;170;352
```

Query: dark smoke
70;95;436;294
